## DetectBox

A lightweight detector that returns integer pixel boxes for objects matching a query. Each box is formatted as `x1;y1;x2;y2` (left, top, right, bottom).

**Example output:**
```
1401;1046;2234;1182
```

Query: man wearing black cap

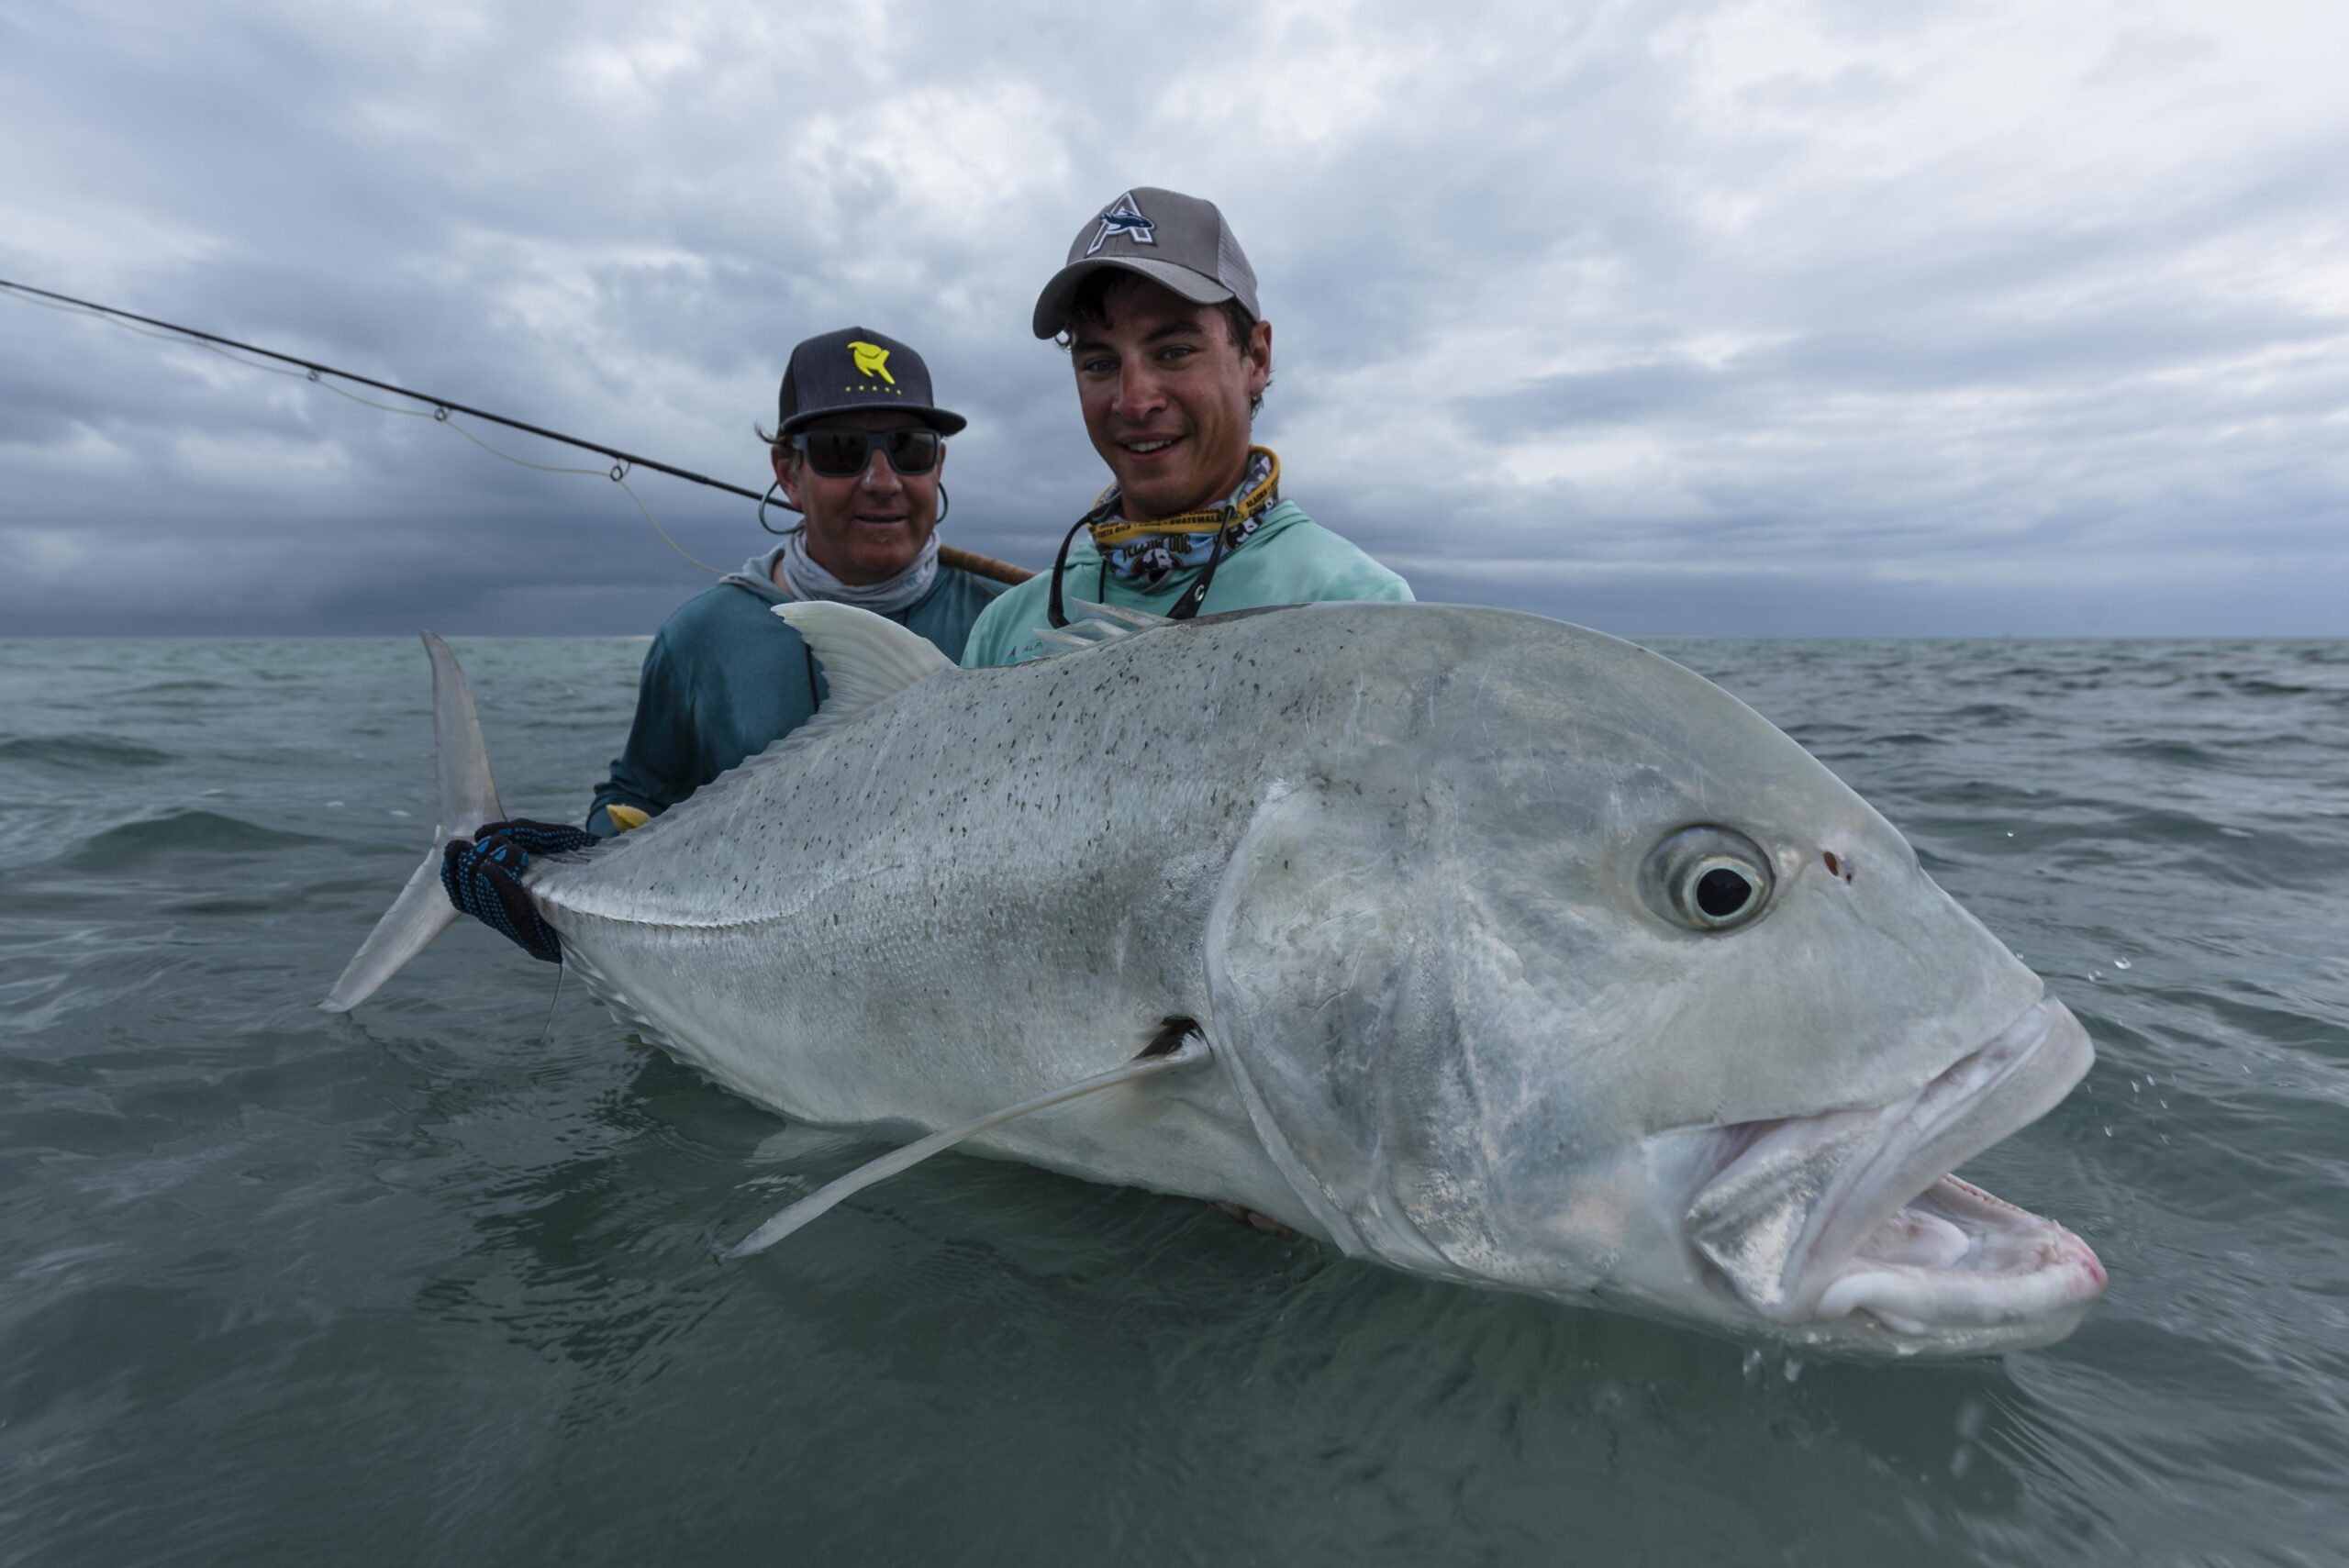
584;327;1005;837
960;187;1409;668
440;328;1008;962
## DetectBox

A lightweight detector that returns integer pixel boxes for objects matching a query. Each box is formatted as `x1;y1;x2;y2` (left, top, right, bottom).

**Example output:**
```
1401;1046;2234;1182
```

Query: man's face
773;411;946;585
1070;275;1272;522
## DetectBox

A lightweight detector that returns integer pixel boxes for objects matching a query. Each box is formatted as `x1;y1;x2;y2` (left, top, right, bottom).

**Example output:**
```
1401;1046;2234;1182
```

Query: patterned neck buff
774;530;941;615
1086;447;1281;590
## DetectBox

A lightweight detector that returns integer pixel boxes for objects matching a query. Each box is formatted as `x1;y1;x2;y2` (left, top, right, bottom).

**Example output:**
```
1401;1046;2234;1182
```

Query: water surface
3;635;2344;1565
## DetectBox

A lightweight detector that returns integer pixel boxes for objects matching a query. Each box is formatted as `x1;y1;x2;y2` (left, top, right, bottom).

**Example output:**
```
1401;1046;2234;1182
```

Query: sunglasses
789;428;942;478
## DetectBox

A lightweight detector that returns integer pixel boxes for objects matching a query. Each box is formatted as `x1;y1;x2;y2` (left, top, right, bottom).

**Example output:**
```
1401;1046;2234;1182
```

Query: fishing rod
0;276;1033;586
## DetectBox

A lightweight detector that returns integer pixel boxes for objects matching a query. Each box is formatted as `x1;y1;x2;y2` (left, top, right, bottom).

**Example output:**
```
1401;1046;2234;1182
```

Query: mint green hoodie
960;500;1410;668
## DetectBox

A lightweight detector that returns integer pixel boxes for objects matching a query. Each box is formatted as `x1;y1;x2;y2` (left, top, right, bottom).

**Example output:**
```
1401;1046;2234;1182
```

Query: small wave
1938;778;2061;809
50;808;330;873
0;734;175;769
2091;806;2343;891
113;679;235;697
1974;662;2112;684
2099;737;2228;771
2214;674;2324;699
1945;702;2029;725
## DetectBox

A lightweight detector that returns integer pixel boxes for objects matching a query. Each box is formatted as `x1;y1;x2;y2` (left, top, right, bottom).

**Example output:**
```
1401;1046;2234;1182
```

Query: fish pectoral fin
720;1034;1212;1260
1063;597;1173;631
1034;622;1121;651
1032;605;1158;656
774;602;954;719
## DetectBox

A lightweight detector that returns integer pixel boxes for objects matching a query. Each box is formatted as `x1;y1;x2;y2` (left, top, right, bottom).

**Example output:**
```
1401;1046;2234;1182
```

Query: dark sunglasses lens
801;429;940;476
883;430;940;473
802;432;869;476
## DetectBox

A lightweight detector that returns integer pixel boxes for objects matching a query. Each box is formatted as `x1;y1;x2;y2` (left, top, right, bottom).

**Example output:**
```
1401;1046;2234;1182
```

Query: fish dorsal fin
722;1030;1212;1258
774;602;953;717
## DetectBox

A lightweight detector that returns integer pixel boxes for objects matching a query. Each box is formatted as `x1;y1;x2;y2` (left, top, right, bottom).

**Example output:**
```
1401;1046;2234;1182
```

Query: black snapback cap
777;326;966;437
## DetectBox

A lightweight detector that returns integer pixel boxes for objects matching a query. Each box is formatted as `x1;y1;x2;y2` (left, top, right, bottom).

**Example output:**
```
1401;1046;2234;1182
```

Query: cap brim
1030;258;1237;339
780;405;967;438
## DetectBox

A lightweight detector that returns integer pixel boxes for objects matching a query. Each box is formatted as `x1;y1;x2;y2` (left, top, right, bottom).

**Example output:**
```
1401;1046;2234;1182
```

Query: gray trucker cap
1030;187;1260;339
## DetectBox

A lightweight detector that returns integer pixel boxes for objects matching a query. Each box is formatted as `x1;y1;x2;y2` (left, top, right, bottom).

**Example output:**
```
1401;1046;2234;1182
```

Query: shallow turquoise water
2;635;2344;1565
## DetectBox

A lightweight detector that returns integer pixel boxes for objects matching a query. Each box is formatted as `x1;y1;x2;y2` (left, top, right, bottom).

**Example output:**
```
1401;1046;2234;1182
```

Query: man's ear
772;444;804;510
1245;317;1273;398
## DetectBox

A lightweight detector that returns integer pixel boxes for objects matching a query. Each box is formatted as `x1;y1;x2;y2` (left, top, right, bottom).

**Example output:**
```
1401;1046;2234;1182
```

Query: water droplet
1783;1356;1803;1383
2132;1081;2140;1094
326;800;344;808
389;808;412;818
1742;1348;1764;1381
2005;831;2015;838
2114;957;2132;971
2090;969;2105;982
2104;1127;2113;1137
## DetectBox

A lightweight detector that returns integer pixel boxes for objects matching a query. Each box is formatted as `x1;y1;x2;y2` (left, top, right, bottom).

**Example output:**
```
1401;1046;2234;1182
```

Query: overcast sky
4;0;2344;638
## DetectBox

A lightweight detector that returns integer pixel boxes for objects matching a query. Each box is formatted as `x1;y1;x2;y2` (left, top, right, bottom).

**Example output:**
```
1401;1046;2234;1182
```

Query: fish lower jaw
1806;1174;2107;1341
1680;995;2106;1353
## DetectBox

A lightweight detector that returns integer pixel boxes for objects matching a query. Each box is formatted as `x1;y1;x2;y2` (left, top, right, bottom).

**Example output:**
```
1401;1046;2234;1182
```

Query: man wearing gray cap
960;187;1410;668
584;326;1007;838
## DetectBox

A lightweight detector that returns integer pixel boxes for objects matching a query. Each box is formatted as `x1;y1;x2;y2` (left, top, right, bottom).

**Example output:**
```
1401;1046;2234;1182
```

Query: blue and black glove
440;818;598;963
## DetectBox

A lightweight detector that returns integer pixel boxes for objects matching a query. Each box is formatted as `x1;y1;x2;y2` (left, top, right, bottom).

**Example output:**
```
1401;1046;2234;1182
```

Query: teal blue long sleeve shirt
588;550;1005;835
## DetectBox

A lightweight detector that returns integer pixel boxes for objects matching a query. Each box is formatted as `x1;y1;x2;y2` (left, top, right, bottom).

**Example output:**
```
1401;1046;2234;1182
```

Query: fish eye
1642;827;1774;933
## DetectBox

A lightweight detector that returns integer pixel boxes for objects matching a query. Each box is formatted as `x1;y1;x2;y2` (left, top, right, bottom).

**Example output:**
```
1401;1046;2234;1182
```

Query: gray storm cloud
3;0;2343;637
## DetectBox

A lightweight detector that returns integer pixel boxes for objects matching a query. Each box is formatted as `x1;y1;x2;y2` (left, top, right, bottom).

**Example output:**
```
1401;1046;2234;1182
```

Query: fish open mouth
1684;998;2107;1347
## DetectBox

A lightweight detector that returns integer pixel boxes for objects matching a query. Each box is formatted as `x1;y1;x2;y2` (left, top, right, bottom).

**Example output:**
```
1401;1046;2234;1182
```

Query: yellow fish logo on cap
848;341;896;384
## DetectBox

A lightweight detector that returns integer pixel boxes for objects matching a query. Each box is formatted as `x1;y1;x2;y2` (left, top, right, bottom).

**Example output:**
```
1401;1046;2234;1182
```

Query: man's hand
440;819;597;963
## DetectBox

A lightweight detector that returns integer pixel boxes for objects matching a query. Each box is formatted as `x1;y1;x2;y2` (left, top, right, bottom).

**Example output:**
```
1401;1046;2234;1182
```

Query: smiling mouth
1684;997;2107;1347
1121;436;1182;457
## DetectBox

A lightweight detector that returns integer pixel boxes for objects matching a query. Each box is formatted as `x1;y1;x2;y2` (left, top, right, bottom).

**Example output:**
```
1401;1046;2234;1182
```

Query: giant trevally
326;600;2106;1357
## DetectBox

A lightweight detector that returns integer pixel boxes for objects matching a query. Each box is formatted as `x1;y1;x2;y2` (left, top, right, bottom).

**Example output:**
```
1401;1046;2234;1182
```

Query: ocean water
2;633;2343;1567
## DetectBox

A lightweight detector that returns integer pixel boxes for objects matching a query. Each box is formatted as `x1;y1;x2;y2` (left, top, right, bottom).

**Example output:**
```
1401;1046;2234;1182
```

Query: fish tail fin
320;632;507;1012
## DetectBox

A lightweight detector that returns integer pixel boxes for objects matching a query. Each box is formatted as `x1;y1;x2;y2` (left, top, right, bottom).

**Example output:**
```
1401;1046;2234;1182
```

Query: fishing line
536;958;568;1052
433;416;717;573
0;277;1032;584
